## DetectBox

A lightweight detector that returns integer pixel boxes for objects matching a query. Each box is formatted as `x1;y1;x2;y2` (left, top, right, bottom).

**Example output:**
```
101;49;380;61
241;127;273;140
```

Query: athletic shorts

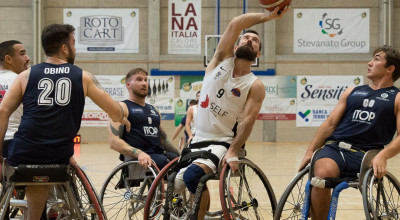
314;142;365;178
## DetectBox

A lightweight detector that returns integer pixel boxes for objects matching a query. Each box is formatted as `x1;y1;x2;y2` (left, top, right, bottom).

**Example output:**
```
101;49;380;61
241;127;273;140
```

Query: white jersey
190;105;198;135
193;57;258;144
0;69;23;140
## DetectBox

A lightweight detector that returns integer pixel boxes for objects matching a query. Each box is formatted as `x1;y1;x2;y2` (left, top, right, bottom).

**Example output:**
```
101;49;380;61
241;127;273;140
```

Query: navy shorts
149;152;178;170
314;142;365;178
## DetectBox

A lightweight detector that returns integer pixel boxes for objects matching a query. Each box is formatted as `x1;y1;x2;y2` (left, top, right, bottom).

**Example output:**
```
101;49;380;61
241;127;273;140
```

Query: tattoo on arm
129;147;142;157
110;123;124;138
88;72;105;91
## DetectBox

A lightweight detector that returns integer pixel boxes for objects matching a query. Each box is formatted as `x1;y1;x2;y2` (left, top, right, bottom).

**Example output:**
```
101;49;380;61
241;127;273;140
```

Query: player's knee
174;168;187;193
183;164;205;194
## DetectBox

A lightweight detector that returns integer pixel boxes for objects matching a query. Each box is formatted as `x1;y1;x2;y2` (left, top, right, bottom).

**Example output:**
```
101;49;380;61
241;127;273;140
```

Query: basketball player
108;68;180;170
173;6;290;219
185;90;200;144
0;24;130;219
298;46;400;220
0;40;30;157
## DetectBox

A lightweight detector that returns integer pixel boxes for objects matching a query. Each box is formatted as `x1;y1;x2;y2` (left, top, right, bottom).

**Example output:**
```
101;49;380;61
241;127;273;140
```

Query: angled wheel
274;166;309;220
362;168;400;220
220;158;277;220
143;158;181;220
44;163;106;220
100;160;159;220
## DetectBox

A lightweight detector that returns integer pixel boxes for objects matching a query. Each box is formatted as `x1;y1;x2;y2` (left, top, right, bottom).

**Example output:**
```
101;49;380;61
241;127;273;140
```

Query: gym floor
74;142;400;219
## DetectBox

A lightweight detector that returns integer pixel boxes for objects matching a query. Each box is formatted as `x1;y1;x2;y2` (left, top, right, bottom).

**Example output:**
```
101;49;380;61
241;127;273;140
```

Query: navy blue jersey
122;100;163;154
329;85;399;150
8;63;85;166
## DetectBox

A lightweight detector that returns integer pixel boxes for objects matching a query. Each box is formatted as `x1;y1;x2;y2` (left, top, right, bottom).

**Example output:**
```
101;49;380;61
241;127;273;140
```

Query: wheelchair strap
189;141;230;149
174;150;220;172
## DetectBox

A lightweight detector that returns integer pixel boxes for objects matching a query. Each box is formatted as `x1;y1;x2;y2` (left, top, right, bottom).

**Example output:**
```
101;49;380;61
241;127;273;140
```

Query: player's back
8;62;85;166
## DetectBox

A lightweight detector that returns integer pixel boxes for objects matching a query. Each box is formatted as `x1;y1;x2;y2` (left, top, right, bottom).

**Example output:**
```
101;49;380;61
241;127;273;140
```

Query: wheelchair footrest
311;177;357;188
10;199;27;207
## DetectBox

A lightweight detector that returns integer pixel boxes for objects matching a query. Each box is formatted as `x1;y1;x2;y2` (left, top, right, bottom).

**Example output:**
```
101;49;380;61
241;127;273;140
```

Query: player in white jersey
174;6;290;219
0;40;30;157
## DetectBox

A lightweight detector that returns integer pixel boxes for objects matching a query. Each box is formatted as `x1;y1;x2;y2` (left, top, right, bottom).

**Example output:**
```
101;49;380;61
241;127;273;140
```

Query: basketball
259;0;292;12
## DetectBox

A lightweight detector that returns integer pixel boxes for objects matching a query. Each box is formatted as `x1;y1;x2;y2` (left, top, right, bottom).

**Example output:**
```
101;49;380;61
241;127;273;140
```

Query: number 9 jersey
8;63;85;166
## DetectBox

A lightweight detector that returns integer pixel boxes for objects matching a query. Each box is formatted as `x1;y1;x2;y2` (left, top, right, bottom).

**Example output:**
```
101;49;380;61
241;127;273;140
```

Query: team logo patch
231;88;241;97
200;94;209;108
214;71;222;80
148;117;152;124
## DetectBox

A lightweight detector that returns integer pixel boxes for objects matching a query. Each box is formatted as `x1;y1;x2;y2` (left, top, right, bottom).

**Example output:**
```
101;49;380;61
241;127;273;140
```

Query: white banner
258;76;297;120
296;75;363;127
168;0;201;54
294;9;369;53
64;8;139;53
82;75;175;127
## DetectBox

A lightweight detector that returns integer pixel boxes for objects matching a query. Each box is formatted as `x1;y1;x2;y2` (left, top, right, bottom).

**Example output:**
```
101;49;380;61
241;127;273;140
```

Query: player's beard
235;45;258;62
66;44;75;64
133;88;148;98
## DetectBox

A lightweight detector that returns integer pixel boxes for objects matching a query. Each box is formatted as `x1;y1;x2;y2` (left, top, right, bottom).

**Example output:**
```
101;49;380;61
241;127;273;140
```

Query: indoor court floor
73;142;400;219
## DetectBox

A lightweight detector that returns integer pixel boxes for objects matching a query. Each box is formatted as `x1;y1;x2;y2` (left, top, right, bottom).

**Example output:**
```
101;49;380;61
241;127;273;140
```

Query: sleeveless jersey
329;85;399;150
190;105;198;135
0;69;23;140
122;100;164;154
8;63;85;166
193;57;258;144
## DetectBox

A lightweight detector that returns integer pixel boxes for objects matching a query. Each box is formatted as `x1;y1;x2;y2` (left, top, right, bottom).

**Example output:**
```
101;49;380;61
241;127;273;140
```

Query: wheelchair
143;147;277;219
99;156;161;220
0;160;106;219
274;147;400;220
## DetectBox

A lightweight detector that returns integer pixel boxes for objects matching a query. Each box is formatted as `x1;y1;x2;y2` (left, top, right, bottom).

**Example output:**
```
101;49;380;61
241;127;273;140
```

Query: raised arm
83;70;130;132
297;87;353;171
107;102;151;167
206;6;289;73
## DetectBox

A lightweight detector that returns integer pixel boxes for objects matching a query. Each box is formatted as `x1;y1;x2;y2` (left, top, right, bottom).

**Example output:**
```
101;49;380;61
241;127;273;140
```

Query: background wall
1;0;399;144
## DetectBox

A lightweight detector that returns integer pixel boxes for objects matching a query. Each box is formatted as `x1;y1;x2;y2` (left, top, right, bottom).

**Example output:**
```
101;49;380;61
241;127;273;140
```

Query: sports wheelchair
274;148;400;220
99;156;160;220
143;146;277;219
0;160;106;219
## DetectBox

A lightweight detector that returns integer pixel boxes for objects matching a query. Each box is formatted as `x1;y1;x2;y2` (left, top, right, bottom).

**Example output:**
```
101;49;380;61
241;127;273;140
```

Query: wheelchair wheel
45;163;106;220
100;160;159;220
143;158;182;220
274;166;309;220
362;168;400;220
220;158;277;220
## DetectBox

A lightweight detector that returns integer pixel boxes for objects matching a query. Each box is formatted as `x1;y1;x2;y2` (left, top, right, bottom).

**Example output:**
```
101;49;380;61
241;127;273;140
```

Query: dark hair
189;99;198;106
125;68;149;81
0;40;22;62
237;29;262;51
41;24;75;56
373;46;400;82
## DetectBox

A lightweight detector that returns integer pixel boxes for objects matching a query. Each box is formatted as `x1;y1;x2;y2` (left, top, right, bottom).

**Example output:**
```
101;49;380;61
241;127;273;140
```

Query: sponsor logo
82;112;109;121
150;109;158;116
231;88;241;97
376;93;389;101
298;109;311;122
79;15;123;46
352;109;375;123
214;71;221;80
319;13;343;38
210;102;228;117
353;91;369;96
143;126;158;136
200;94;209;108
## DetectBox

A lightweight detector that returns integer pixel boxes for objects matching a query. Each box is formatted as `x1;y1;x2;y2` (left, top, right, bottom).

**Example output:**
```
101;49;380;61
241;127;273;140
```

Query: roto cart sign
79;15;123;46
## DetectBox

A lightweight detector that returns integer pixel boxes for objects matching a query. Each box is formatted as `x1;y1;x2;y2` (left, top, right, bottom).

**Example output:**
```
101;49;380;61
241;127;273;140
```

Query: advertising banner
168;0;201;54
64;8;139;53
296;75;363;127
258;76;297;120
294;9;369;53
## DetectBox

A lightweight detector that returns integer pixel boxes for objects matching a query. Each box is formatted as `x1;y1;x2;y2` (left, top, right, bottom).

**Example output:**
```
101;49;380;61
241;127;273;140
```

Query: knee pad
174;167;187;193
183;164;205;194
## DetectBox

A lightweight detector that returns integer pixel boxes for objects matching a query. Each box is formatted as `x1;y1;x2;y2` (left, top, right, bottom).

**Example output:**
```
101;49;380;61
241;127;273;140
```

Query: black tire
362;168;400;220
220;158;277;220
100;161;159;220
274;167;309;220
